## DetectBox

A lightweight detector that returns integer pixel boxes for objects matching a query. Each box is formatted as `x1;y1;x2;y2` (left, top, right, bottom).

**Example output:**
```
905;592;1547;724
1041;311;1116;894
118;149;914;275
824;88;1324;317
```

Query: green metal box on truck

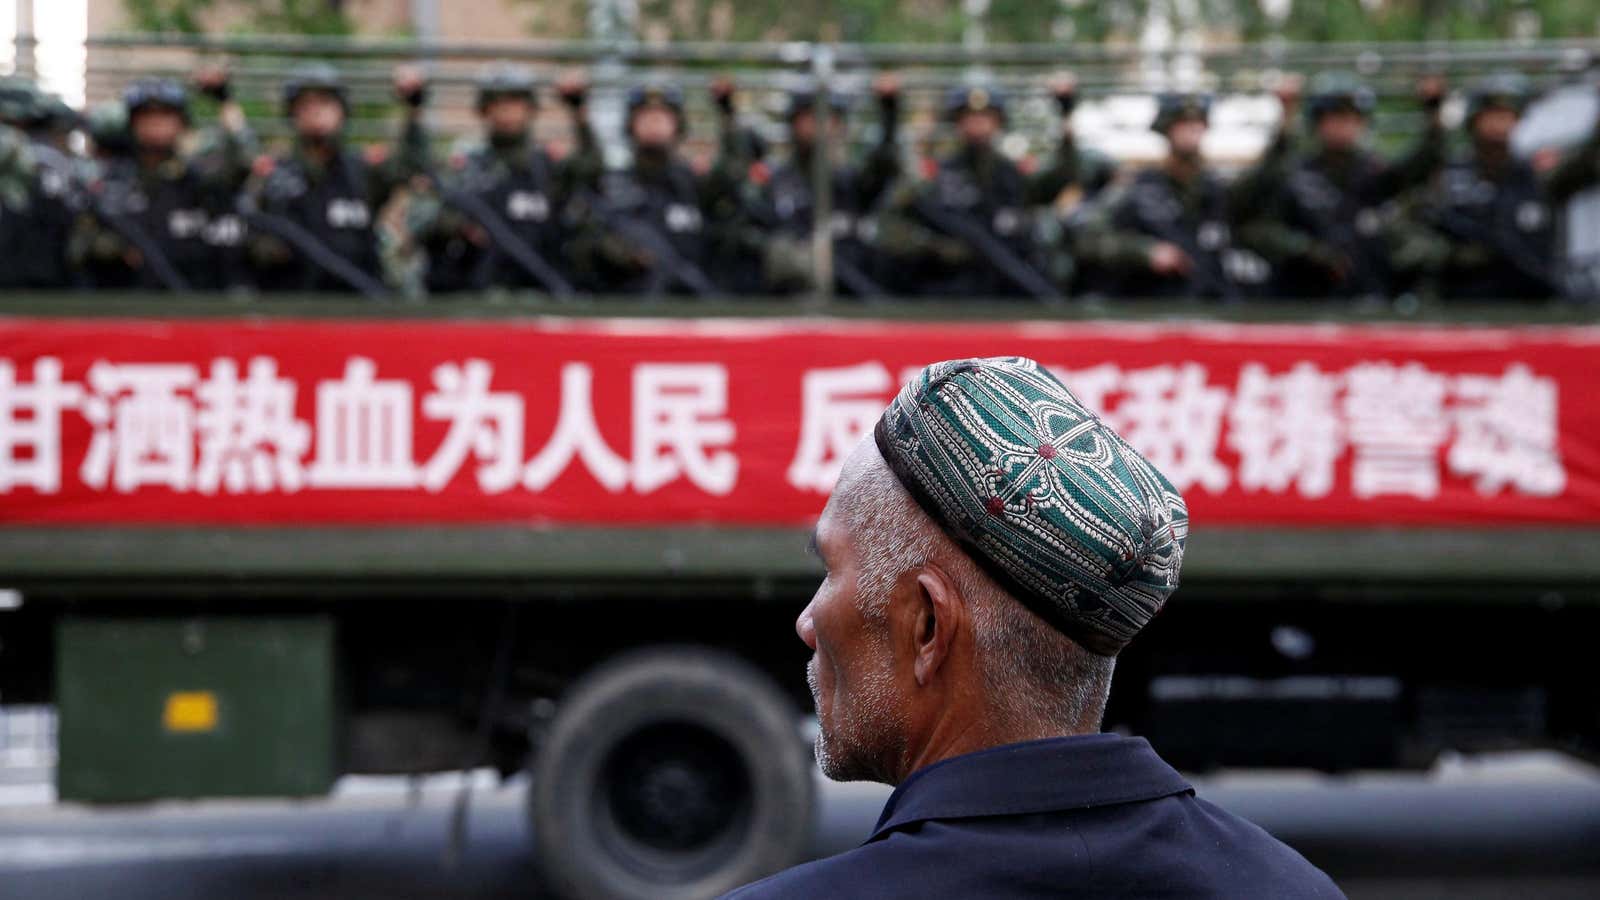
55;616;337;803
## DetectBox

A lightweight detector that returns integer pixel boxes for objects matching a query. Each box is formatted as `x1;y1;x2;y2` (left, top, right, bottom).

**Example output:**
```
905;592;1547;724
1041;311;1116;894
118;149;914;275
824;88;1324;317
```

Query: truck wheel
530;647;815;900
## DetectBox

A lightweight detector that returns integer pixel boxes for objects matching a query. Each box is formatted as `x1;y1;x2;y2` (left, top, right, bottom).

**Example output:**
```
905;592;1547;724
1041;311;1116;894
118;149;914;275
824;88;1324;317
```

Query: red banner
2;316;1598;527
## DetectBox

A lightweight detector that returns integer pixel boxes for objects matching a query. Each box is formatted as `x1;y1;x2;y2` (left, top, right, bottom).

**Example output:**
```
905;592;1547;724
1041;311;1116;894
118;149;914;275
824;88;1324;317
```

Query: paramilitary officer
875;84;1075;301
0;76;76;287
69;78;251;290
406;63;598;295
0;116;37;289
752;74;903;296
247;63;429;293
1410;73;1600;302
567;81;750;296
1236;72;1447;301
1074;93;1256;302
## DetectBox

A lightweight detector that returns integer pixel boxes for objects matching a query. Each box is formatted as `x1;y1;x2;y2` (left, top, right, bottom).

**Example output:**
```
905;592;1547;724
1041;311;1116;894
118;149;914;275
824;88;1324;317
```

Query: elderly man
724;357;1341;899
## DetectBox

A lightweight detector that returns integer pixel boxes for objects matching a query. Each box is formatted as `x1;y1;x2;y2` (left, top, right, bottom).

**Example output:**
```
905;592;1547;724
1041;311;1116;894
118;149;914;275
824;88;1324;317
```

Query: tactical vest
1432;155;1554;301
429;144;565;292
918;150;1035;298
258;148;381;292
1278;150;1397;298
1110;168;1243;300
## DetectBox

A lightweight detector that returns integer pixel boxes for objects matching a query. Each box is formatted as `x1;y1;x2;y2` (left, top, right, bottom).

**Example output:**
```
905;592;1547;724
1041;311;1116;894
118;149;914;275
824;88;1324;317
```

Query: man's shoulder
1088;791;1345;898
719;845;882;900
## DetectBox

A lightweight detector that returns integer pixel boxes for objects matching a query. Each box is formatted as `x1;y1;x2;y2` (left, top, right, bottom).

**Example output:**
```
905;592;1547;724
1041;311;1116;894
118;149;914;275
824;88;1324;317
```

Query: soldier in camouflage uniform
875;83;1097;300
749;74;903;296
68;78;252;290
247;63;430;293
1234;72;1447;301
0;115;38;289
404;64;599;295
567;80;752;296
1073;94;1253;302
1407;73;1600;303
0;76;77;287
85;101;133;164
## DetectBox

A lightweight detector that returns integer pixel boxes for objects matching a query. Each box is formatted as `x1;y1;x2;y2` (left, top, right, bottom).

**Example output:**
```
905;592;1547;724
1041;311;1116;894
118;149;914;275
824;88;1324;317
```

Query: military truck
1;295;1597;900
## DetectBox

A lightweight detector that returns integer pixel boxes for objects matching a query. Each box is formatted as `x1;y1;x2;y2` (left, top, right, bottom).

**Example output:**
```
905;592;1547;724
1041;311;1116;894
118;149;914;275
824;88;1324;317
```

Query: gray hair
831;445;1116;735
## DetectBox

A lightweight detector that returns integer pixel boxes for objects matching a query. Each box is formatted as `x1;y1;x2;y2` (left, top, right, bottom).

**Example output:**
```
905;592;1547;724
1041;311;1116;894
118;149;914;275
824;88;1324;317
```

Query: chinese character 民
632;363;738;495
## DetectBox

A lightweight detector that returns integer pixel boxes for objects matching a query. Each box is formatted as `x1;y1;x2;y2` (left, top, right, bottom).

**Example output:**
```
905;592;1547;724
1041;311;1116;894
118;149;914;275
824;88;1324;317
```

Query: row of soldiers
2;64;1599;301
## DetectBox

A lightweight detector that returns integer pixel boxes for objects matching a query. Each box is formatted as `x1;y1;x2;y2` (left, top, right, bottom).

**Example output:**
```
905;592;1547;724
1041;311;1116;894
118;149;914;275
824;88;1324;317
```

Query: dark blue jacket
724;734;1343;899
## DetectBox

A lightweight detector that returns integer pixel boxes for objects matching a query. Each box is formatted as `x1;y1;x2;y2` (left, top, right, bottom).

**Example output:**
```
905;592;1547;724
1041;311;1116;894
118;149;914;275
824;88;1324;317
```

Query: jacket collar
867;734;1192;842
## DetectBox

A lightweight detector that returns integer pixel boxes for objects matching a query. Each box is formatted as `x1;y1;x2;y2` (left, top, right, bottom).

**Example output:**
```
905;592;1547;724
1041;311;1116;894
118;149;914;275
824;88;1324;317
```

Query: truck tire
530;647;816;900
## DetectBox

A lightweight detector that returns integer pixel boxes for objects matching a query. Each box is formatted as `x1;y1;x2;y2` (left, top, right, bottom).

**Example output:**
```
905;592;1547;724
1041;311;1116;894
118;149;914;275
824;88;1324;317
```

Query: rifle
745;185;887;299
912;193;1062;301
1284;170;1389;298
594;200;718;298
1128;197;1240;303
439;187;576;298
236;196;391;300
1428;209;1560;297
38;146;191;291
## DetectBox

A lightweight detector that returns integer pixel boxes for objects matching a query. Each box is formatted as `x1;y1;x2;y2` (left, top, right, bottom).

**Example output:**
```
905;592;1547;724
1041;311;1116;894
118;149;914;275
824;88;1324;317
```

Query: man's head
787;91;847;151
801;357;1188;786
945;86;1006;149
1153;93;1210;162
1466;72;1530;148
627;83;684;151
123;78;188;154
476;62;538;142
1307;72;1374;153
283;64;348;142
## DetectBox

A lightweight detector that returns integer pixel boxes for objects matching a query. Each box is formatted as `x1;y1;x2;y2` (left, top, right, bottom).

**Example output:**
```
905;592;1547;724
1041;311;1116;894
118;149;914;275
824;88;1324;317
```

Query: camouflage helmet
37;94;79;133
785;88;849;122
475;62;537;113
282;63;348;117
0;76;39;125
1152;92;1212;134
86;100;132;156
1466;71;1532;122
944;84;1007;122
123;77;190;123
625;82;685;136
1306;71;1376;121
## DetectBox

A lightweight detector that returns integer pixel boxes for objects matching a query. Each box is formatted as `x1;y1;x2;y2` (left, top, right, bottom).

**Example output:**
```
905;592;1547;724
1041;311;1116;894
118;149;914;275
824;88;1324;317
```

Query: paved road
1;752;1597;899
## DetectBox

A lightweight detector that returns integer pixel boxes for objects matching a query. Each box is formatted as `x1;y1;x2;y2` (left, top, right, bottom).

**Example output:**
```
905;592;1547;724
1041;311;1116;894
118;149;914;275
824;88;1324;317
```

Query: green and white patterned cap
874;357;1188;656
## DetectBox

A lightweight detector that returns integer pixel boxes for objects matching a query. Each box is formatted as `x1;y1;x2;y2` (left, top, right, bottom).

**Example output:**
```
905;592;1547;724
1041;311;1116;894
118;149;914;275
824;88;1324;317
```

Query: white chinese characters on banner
422;360;524;494
788;362;893;493
632;364;738;495
522;363;629;492
1111;363;1231;494
0;359;82;493
0;354;1569;505
1448;364;1566;497
1343;362;1452;500
780;359;1567;502
1227;363;1343;499
80;362;200;493
308;357;419;489
195;358;310;494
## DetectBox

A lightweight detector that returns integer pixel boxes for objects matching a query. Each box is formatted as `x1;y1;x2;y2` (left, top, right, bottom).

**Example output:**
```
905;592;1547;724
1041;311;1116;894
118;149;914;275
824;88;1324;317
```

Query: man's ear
910;563;963;687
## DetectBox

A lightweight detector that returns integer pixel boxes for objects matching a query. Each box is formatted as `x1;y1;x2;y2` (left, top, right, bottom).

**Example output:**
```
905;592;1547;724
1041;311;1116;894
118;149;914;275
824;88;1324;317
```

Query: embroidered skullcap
874;357;1188;656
